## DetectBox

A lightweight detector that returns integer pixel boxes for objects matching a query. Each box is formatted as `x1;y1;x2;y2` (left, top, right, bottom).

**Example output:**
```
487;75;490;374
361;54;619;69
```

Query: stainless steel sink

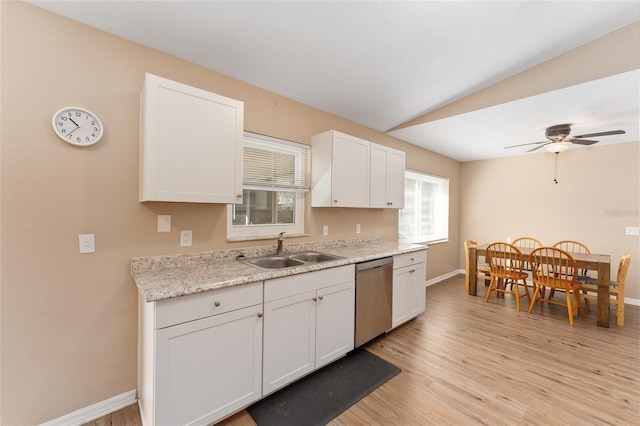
246;256;304;270
288;252;340;263
240;251;343;271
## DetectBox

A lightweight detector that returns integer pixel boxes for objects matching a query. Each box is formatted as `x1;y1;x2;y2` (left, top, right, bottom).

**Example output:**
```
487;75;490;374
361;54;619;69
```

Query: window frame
227;132;308;241
399;170;449;245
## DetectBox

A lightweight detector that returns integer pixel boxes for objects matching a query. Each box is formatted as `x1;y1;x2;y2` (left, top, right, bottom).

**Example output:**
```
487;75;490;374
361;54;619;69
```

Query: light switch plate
625;226;640;236
356;224;361;234
322;225;329;236
79;234;95;254
158;215;171;232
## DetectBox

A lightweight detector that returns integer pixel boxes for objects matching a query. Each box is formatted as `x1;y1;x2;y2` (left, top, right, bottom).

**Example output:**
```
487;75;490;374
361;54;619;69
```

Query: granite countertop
132;236;427;302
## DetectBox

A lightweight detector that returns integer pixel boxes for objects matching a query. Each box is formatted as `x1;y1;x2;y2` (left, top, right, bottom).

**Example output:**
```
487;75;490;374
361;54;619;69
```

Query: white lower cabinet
138;282;263;426
392;251;427;329
262;265;355;395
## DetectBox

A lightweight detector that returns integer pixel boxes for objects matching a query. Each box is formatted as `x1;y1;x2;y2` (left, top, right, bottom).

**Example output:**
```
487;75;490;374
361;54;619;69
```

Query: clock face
52;107;103;146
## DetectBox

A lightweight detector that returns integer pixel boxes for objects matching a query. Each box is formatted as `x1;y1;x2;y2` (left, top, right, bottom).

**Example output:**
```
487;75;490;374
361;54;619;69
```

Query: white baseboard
426;270;460;287
39;389;137;426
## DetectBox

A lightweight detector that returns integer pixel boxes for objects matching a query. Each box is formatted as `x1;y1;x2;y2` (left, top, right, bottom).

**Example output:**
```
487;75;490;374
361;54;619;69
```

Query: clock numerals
52;107;103;146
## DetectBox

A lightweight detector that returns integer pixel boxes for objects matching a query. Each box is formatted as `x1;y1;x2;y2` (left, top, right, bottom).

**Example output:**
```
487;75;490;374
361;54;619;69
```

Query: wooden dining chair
577;254;631;327
551;240;591;302
464;239;491;292
528;247;584;326
512;237;542;270
484;242;531;311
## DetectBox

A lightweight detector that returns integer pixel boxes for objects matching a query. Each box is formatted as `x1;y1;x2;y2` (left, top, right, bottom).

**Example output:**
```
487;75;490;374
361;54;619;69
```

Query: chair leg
522;279;531;305
528;286;540;314
566;291;575;326
574;290;584;317
513;279;521;311
484;276;496;303
582;290;591;312
539;287;547;309
616;295;624;327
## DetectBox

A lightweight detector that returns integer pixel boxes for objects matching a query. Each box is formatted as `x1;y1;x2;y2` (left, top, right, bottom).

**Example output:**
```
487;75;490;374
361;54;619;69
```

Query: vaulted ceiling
26;1;640;161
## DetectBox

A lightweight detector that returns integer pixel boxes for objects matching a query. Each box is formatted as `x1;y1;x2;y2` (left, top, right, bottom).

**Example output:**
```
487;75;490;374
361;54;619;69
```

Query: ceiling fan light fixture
546;141;572;153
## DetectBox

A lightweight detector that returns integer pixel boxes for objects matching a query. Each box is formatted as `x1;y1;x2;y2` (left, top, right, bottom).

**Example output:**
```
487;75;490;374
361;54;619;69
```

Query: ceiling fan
505;123;626;153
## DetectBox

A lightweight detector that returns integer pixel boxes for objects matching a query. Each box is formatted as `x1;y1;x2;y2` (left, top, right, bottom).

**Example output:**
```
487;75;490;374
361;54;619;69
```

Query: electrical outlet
322;225;329;236
79;234;95;254
180;230;193;247
625;226;640;236
356;224;361;234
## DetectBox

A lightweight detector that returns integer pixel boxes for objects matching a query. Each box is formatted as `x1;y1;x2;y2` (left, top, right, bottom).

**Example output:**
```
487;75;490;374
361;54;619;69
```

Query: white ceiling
26;0;640;162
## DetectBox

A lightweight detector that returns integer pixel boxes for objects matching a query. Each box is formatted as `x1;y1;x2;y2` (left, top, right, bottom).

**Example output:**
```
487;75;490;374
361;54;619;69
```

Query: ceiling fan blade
504;140;548;149
527;143;549;152
571;139;599;146
573;130;625;138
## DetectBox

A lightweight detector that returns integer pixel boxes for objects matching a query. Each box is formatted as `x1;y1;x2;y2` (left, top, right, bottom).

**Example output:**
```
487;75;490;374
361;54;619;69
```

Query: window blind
243;132;310;192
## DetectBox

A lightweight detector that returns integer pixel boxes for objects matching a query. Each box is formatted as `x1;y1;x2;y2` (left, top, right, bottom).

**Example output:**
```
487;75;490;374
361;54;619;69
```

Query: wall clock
52;107;104;146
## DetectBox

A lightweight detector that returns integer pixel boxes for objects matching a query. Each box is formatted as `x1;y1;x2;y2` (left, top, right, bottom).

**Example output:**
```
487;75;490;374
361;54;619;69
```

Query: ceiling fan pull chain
554;152;559;184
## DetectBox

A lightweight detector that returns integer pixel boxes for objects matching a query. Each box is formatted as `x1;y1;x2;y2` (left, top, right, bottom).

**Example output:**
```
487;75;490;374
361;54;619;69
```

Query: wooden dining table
467;243;612;327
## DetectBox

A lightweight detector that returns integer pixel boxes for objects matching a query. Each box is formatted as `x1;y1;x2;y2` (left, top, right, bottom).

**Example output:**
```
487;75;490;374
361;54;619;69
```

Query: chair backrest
553;240;590;276
512;237;543;250
616;254;631;290
529;247;578;289
553;240;590;254
485;242;524;277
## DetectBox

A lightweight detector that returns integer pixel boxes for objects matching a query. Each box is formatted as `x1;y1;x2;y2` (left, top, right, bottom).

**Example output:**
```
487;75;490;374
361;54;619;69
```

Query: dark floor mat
248;348;401;426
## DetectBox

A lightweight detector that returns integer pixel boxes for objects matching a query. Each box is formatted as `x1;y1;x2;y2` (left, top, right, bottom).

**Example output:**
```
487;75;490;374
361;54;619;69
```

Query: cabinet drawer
155;282;263;329
393;250;427;269
265;265;355;302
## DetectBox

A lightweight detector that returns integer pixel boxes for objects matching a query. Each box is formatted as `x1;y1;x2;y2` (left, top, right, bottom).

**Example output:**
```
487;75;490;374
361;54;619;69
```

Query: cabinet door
140;73;243;203
409;263;426;318
392;263;426;329
370;144;405;208
386;148;406;208
392;267;411;329
155;305;262;426
263;291;316;395
331;133;370;207
370;143;390;208
315;281;355;368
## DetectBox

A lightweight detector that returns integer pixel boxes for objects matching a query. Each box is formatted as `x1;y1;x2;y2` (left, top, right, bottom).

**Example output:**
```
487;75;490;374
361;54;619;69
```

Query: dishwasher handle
356;257;393;272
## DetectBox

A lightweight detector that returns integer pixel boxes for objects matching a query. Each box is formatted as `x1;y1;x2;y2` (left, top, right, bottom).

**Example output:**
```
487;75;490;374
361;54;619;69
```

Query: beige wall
0;3;461;424
461;141;640;300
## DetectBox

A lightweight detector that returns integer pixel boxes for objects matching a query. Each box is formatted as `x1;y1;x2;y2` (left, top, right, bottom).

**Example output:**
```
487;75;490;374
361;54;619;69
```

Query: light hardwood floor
85;274;639;425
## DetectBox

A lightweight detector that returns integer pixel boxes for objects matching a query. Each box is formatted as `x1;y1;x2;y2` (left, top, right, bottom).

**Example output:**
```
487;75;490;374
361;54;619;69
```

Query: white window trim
399;170;449;245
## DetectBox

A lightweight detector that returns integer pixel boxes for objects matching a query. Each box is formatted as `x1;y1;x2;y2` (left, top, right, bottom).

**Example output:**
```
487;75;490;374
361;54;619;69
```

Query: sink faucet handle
278;231;286;240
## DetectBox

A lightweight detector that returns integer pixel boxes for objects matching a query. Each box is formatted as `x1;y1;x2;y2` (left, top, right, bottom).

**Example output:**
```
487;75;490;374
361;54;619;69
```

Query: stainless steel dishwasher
354;257;393;347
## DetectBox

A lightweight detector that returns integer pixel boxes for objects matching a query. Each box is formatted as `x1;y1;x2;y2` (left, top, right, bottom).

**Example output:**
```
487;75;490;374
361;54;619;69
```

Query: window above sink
227;132;310;240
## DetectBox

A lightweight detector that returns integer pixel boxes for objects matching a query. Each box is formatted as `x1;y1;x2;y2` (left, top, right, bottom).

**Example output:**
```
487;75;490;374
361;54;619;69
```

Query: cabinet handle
410;258;414;262
236;194;242;199
312;297;317;302
257;313;263;318
409;269;415;273
333;200;338;203
318;296;324;301
387;202;392;205
214;301;221;307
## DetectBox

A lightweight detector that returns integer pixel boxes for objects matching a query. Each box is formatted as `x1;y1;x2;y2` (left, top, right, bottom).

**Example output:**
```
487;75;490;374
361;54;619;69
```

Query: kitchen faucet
276;232;285;255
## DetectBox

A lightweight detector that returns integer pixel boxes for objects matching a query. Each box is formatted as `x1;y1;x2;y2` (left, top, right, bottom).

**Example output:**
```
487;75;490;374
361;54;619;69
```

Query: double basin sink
240;251;343;271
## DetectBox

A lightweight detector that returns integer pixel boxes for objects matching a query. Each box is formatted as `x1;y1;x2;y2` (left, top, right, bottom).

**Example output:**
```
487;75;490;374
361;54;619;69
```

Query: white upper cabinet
311;130;405;209
370;143;405;209
311;130;371;208
140;73;244;203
